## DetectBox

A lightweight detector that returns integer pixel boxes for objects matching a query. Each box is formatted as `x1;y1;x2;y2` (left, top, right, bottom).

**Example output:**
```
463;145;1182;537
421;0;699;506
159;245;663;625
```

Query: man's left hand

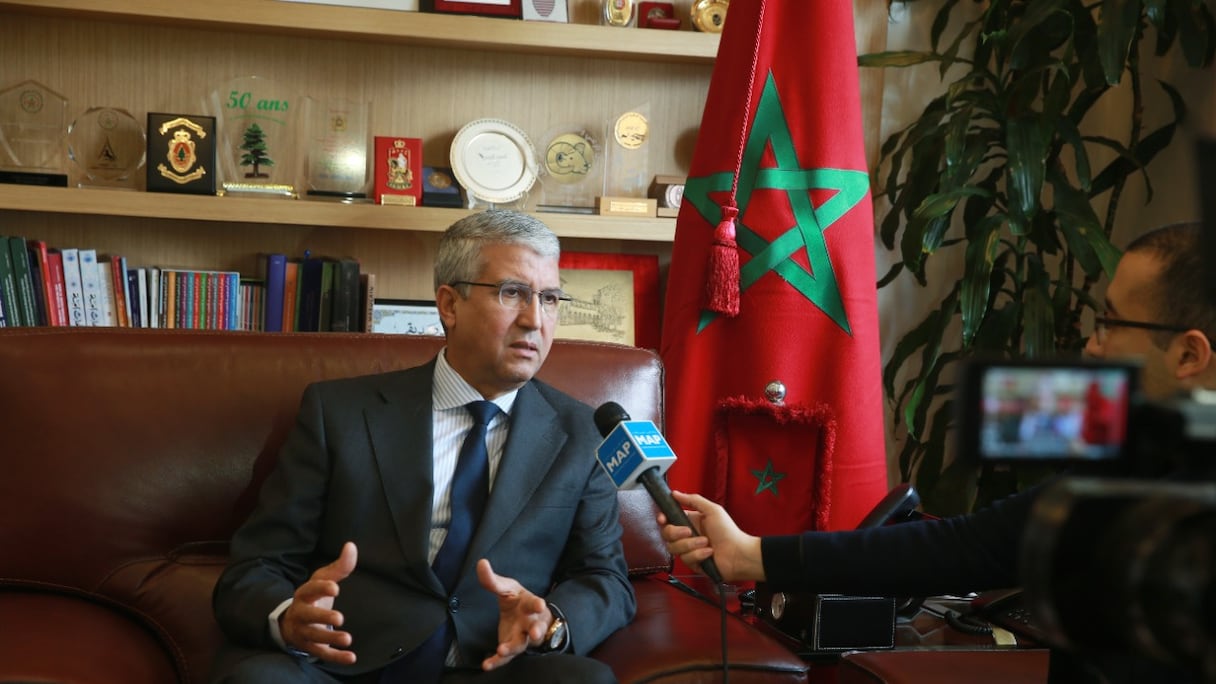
475;558;552;670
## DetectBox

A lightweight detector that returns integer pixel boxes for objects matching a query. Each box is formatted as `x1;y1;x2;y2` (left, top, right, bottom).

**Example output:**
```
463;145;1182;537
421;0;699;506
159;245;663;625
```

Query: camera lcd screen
963;361;1138;462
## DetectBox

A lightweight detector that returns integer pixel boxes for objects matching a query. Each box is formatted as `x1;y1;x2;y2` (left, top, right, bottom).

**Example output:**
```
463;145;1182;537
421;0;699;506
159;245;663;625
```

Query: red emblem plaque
373;136;422;206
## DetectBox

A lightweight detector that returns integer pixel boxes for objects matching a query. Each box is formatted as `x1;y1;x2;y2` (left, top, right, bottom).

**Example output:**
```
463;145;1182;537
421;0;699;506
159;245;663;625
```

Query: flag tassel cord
702;0;765;318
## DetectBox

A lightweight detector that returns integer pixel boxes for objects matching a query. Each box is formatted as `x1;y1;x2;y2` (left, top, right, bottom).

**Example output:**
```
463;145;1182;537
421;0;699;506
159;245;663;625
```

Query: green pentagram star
683;70;870;334
751;459;786;497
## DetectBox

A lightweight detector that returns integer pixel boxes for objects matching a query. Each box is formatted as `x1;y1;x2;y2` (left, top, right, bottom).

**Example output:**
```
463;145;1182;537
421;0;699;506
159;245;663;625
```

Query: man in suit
212;210;634;683
658;220;1216;597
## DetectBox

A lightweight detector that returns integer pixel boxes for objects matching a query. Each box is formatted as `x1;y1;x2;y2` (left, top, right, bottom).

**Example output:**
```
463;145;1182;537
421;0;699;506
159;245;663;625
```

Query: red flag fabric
661;0;888;533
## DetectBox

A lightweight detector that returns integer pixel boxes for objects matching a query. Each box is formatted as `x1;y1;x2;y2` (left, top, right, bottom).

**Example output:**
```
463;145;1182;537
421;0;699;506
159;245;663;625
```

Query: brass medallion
613;112;648;150
603;0;635;27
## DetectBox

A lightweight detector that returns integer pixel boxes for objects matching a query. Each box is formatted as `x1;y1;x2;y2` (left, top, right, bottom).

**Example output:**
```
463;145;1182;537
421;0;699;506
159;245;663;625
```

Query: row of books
0;236;375;332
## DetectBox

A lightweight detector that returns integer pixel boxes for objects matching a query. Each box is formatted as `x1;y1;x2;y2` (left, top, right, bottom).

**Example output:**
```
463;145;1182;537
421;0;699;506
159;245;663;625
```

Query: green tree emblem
239;122;274;178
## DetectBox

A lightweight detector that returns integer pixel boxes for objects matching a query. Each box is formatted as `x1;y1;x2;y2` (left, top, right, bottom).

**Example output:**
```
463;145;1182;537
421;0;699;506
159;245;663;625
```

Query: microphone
594;401;723;584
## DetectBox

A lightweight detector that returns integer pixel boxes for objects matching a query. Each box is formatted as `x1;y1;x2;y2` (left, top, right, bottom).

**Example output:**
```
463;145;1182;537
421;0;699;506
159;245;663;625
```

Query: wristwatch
539;602;569;653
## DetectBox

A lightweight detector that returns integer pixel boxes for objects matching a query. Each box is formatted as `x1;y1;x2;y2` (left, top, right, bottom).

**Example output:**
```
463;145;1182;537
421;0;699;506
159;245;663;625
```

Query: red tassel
705;205;740;316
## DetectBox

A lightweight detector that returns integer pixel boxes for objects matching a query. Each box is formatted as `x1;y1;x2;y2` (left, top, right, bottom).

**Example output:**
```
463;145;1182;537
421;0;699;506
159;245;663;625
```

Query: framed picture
425;0;521;17
557;252;660;349
371;299;443;335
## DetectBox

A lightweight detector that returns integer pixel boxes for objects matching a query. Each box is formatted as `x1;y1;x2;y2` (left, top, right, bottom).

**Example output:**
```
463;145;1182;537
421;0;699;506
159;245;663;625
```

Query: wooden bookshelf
0;0;712;300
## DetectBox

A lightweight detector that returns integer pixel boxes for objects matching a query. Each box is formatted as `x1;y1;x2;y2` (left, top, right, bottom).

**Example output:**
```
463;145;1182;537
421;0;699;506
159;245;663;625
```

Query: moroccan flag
661;0;888;534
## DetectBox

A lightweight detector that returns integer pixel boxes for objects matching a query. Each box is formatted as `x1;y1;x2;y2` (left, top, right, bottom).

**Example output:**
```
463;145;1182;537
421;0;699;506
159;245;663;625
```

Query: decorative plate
450;118;538;204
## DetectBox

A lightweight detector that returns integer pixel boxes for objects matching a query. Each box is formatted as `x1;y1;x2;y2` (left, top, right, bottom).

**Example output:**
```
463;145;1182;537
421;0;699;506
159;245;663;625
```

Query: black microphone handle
637;467;724;584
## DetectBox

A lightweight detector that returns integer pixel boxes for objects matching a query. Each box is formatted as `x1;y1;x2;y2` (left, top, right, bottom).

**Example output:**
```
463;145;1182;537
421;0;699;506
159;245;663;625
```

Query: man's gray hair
434;210;561;291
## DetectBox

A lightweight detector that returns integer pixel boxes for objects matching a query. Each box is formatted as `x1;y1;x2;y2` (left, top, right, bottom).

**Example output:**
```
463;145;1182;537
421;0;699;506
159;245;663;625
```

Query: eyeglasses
452;280;572;316
1092;315;1194;345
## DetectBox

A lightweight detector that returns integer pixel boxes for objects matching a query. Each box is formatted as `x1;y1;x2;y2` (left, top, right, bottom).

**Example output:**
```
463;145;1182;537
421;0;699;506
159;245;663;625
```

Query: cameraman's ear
1173;329;1213;379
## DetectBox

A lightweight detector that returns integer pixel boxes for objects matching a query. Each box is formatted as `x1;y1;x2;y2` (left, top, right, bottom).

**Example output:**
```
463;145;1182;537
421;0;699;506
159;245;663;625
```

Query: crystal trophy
303;97;370;201
535;123;602;214
598;103;655;216
206;76;301;198
67;107;146;189
0;80;69;187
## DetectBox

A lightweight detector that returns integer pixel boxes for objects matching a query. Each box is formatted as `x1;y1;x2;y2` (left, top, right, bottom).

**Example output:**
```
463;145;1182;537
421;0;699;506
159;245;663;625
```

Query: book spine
0;236;21;327
163;270;177;330
192;271;203;329
96;260;116;326
360;272;376;333
78;249;104;327
7;237;37;327
61;248;87;327
24;243;48;326
136;268;149;328
283;260;299;332
29;240;55;326
329;258;360;332
45;249;68;327
262;253;287;332
109;256;130;327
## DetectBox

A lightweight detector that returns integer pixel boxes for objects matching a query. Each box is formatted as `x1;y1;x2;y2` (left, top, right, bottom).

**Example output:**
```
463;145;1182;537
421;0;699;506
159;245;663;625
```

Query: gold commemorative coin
427;168;452;189
613;112;648;150
691;0;728;33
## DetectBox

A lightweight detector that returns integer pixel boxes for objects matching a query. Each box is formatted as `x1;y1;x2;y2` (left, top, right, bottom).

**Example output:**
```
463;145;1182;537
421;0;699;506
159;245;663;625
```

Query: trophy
206;76;301;198
0;80;69;187
67;107;146;189
535;123;602;214
597;104;656;217
147;113;217;195
303;97;371;201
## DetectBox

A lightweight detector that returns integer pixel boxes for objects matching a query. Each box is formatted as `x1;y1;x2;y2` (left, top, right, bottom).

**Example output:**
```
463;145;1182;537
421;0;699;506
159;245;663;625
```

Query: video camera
957;358;1216;682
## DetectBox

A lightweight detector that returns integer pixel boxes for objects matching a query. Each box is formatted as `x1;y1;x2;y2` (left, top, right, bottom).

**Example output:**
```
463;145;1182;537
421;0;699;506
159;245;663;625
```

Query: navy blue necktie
382;400;497;683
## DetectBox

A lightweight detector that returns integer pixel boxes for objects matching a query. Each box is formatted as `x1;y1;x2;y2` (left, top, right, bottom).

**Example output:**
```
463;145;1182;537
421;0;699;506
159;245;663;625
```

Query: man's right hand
280;541;359;665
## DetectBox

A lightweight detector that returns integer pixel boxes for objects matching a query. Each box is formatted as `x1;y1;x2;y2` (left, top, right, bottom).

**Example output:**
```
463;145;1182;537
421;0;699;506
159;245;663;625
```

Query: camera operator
658;222;1216;681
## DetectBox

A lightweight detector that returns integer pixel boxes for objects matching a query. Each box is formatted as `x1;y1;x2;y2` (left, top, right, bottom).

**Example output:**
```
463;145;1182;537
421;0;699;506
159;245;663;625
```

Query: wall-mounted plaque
67;107;146;189
0;79;68;187
206;75;301;198
304;97;370;201
146;113;217;195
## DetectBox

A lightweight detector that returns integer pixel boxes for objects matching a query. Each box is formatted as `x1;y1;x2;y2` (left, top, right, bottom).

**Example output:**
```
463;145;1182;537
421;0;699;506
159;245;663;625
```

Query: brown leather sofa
0;328;808;684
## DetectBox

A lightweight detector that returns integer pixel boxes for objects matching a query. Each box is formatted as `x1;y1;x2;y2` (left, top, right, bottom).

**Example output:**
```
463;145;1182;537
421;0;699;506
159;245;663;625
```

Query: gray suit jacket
212;360;635;676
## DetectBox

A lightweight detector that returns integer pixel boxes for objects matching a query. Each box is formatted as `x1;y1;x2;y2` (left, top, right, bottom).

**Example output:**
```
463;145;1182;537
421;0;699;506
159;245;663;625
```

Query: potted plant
860;0;1214;514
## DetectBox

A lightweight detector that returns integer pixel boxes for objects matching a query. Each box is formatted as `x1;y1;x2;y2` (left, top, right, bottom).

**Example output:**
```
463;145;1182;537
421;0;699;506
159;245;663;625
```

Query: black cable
945;609;994;636
715;581;730;683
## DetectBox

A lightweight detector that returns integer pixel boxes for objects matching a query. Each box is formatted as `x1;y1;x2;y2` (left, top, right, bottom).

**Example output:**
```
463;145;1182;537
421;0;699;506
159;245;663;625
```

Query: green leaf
1097;0;1144;85
931;0;962;50
877;260;904;289
1006;116;1049;219
1055;116;1093;191
883;307;940;399
1174;0;1215;66
1051;175;1105;275
961;216;1003;346
858;51;941;68
1006;0;1074;70
1022;257;1056;357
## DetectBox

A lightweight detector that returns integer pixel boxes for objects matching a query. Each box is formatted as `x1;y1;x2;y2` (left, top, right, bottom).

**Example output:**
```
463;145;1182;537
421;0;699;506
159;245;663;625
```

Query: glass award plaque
303;97;370;201
598;104;655;216
67;107;146;189
535;124;602;214
0;80;69;187
206;76;301;198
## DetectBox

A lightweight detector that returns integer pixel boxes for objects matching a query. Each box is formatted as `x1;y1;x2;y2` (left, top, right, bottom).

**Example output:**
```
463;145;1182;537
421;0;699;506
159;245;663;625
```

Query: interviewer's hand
658;491;766;582
476;559;552;671
280;541;358;665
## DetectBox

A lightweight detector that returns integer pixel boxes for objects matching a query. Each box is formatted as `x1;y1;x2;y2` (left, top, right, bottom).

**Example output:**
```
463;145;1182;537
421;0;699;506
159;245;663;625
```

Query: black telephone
968;587;1047;645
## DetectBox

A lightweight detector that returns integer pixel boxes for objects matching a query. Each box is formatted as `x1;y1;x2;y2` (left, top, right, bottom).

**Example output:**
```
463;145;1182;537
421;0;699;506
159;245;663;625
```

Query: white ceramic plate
450;118;538;204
